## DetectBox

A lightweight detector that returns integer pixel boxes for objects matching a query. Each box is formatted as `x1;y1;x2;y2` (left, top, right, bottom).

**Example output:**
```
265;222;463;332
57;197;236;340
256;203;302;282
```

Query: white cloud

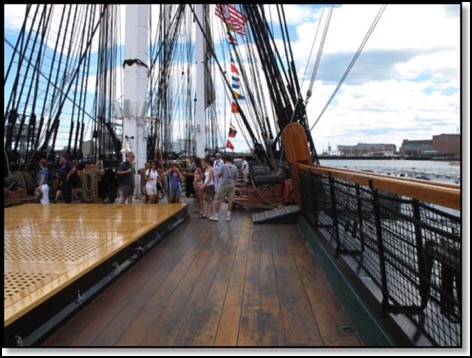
3;4;27;31
287;4;462;153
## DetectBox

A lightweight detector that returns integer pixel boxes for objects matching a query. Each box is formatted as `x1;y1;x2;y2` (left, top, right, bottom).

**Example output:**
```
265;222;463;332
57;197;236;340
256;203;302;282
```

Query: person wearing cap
213;152;224;193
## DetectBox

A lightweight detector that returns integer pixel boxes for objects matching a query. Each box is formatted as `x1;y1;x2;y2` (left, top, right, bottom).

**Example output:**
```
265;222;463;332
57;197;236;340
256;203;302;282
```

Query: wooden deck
4;203;187;329
41;202;361;347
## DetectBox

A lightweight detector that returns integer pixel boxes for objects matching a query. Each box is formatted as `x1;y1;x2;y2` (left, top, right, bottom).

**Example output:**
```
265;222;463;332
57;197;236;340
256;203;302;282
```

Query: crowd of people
36;151;248;222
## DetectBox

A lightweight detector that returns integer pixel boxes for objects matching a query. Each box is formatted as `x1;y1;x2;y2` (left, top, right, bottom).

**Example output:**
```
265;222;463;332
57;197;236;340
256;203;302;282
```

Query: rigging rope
309;5;387;132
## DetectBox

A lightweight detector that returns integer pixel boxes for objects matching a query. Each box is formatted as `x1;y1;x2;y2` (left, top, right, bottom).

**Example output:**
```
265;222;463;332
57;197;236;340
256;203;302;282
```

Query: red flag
215;4;247;36
226;139;235;151
230;62;239;75
231;101;239;113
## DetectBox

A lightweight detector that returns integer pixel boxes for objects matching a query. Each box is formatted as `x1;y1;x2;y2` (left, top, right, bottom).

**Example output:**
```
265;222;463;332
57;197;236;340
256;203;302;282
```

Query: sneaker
209;216;219;222
226;216;231;222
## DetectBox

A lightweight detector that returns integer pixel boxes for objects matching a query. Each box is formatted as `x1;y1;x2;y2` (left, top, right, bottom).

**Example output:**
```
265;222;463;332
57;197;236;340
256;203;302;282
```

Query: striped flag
231;75;240;89
230;60;245;99
215;4;247;36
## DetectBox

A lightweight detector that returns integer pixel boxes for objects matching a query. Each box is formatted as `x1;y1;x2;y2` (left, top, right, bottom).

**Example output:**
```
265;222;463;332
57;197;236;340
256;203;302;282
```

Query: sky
3;4;468;156
282;3;464;154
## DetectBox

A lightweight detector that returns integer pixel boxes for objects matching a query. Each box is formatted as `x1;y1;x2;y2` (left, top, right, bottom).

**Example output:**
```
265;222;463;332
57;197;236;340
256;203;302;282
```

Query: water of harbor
319;159;461;183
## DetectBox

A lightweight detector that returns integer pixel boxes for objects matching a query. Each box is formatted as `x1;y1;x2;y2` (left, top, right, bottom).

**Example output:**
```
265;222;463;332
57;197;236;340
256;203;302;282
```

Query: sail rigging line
215;11;258;154
309;4;387;132
242;5;298;144
74;6;95;159
55;5;111;124
300;7;325;95
3;4;33;86
26;8;53;164
12;6;53;159
4;5;43;171
277;5;300;104
64;5;81;155
304;6;333;104
226;21;274;159
242;4;315;165
187;5;268;163
93;4;122;160
226;4;280;161
148;5;188;157
239;5;320;166
3;22;95;123
5;4;124;170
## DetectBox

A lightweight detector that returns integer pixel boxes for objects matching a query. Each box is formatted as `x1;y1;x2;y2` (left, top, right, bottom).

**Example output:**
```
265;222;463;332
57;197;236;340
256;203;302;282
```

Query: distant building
432;134;460;157
400;134;460;157
337;143;396;156
399;139;433;156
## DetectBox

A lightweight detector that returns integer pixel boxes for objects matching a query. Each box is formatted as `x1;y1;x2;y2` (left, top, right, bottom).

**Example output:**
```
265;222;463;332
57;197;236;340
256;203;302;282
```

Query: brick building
432;134;460;156
400;134;460;157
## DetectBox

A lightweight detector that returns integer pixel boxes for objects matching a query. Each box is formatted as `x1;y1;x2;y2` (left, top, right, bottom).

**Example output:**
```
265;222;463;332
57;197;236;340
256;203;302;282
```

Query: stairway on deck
252;204;300;224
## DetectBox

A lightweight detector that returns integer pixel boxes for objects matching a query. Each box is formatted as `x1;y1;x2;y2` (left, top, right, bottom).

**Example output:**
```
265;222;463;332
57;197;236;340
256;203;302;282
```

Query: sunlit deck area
4;201;361;347
4;202;188;346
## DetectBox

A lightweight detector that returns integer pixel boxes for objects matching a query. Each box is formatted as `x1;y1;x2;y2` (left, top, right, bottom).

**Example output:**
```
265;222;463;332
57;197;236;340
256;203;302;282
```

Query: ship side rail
297;164;461;347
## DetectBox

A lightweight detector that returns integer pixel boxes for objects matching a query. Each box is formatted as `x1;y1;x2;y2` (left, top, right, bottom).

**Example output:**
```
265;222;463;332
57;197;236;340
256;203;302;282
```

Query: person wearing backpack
116;152;136;204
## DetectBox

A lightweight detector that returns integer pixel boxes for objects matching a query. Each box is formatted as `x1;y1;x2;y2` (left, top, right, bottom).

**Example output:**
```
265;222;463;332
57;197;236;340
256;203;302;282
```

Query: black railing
299;165;461;347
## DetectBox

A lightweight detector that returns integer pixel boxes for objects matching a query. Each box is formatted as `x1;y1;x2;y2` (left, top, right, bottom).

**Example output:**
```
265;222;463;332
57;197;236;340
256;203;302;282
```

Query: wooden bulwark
300;164;461;210
4;203;187;328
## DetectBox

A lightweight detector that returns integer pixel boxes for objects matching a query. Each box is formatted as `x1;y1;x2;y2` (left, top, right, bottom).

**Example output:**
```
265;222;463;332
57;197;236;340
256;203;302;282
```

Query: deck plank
184;220;244;346
293;237;361;346
270;228;324;346
237;217;262;346
42;202;362;347
213;214;253;346
173;216;244;346
259;225;285;346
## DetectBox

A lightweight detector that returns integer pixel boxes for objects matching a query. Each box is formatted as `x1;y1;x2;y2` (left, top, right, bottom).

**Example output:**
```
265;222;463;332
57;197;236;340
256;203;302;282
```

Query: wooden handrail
299;164;461;211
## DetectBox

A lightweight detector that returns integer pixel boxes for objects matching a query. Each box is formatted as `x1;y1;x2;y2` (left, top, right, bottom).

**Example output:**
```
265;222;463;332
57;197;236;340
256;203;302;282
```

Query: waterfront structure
400;134;460;157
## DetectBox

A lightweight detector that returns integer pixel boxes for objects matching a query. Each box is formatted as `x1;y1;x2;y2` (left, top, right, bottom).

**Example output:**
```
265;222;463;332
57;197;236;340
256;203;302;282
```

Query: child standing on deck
161;163;185;203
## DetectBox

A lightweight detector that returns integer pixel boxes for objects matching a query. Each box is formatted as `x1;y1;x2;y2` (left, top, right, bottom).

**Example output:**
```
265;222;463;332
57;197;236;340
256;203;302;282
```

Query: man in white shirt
213;152;224;192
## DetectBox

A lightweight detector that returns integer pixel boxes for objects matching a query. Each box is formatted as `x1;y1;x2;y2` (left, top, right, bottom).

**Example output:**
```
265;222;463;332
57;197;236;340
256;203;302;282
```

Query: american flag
215;4;247;36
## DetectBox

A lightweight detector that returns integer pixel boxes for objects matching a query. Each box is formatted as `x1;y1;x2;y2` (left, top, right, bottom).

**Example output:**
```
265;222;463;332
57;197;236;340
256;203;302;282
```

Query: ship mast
195;4;206;158
123;5;148;168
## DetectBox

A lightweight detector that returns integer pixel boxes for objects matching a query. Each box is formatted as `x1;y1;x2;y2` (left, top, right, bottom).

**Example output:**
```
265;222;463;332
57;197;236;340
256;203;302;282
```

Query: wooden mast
123;5;149;194
195;4;206;158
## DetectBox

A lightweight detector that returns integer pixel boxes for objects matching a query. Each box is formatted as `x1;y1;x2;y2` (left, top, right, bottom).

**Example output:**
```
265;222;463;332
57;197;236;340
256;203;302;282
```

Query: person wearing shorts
214;155;238;222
